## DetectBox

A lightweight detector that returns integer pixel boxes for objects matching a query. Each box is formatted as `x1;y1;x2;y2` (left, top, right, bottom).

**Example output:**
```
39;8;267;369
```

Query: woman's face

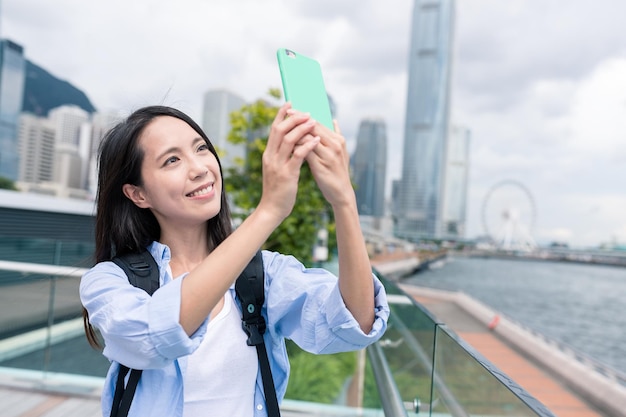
123;116;222;229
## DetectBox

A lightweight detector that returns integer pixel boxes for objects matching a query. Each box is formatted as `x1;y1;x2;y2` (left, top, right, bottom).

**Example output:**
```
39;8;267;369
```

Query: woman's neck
160;224;210;275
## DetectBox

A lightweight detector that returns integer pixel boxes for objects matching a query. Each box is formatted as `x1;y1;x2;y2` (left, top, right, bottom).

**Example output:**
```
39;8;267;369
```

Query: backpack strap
112;251;160;296
110;365;141;417
235;250;281;417
109;250;159;417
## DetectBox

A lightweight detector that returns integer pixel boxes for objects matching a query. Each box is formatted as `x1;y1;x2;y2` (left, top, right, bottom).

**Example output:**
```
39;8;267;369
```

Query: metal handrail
0;260;87;277
366;342;409;417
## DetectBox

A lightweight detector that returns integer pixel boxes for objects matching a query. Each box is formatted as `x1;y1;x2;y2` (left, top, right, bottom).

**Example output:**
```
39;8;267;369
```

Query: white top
183;290;258;416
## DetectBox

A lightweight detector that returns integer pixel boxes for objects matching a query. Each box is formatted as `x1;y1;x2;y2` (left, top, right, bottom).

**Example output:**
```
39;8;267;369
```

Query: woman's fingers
268;106;317;162
333;119;341;135
305;121;354;207
266;102;292;154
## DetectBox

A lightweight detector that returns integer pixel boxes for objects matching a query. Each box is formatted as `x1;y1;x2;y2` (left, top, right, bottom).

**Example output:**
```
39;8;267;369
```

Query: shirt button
256;404;263;411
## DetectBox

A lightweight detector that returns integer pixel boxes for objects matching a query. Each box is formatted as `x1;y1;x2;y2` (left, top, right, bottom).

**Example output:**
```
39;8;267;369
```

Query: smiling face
122;115;222;230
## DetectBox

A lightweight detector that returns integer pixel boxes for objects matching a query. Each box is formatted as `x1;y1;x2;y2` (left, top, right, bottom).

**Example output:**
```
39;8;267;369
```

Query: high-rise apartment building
17;114;56;184
201;89;246;171
395;0;455;241
18;107;101;199
441;125;470;238
48;105;89;189
49;105;89;147
86;111;122;196
352;118;387;218
0;39;26;181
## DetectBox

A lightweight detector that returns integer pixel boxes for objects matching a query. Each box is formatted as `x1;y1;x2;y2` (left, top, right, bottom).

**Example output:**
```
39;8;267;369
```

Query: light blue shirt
80;241;389;417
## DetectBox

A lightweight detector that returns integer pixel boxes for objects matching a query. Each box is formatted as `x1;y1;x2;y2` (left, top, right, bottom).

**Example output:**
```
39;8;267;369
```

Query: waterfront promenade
400;285;605;417
371;251;626;417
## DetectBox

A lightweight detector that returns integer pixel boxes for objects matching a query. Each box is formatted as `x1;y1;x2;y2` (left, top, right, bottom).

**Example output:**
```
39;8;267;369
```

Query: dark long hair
84;105;233;348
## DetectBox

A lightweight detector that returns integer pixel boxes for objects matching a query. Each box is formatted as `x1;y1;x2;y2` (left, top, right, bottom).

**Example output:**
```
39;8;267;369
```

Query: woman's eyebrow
155;137;204;161
191;137;205;147
155;146;181;162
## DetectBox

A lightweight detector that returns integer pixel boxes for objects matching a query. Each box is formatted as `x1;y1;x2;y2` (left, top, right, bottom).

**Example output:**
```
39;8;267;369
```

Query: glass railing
0;236;94;267
0;236;108;376
377;278;552;416
0;237;554;416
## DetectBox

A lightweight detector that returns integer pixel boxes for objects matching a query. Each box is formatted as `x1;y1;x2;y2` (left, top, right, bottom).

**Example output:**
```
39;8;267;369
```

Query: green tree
0;176;17;191
284;340;357;403
224;89;336;265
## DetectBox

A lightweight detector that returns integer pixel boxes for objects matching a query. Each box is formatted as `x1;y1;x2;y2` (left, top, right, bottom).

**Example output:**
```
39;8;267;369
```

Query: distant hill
21;60;96;116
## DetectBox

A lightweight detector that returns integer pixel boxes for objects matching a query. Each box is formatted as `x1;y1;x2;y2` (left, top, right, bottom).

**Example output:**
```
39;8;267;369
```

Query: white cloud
3;0;626;247
568;58;626;158
462;50;626;247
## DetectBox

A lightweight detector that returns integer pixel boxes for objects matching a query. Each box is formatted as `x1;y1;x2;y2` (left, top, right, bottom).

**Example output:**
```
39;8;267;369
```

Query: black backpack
109;250;280;417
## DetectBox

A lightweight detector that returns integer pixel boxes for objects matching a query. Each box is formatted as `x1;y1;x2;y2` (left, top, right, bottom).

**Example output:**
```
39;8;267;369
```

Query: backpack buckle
242;319;266;346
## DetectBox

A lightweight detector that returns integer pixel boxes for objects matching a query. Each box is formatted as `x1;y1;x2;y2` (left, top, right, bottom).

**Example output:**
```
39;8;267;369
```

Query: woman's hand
306;120;354;208
257;103;320;223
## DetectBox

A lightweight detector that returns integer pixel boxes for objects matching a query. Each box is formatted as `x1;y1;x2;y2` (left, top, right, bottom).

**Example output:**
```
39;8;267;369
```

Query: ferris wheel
481;180;537;252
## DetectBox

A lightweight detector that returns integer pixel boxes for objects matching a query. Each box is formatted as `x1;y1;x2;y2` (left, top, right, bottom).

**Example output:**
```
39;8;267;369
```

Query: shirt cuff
323;274;389;348
148;274;208;360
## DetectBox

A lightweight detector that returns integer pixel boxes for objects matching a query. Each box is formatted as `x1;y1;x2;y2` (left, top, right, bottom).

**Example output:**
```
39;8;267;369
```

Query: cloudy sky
3;0;626;248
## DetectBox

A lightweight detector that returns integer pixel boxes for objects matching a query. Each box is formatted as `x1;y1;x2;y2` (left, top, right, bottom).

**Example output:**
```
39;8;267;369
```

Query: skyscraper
0;39;26;181
87;111;122;196
48;105;89;190
17;113;56;184
352;118;387;218
201;89;246;171
49;105;89;147
441;125;470;238
395;0;455;241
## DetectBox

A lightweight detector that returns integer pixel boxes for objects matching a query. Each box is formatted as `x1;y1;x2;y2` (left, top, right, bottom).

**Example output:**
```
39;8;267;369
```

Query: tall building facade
201;89;246;171
17;114;56;184
352;118;387;218
0;39;26;181
441;125;470;238
394;0;454;241
49;105;89;147
49;105;89;189
87;111;122;197
395;0;455;241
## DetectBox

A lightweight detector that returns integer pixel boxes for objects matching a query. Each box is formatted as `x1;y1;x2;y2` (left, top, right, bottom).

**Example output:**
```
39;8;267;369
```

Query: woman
80;103;389;417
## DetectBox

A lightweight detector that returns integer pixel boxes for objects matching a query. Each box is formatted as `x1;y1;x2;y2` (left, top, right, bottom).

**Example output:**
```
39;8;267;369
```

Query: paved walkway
0;369;102;417
401;284;605;417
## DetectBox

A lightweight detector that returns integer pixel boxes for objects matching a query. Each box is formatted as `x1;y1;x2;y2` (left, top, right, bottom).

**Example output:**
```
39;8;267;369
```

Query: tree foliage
0;176;17;191
284;340;357;403
224;89;336;265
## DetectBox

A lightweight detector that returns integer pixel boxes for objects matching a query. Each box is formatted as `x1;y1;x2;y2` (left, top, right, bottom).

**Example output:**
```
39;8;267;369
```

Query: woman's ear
122;183;150;208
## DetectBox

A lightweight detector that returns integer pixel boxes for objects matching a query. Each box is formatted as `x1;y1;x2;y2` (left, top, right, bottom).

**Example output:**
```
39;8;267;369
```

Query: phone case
276;48;334;129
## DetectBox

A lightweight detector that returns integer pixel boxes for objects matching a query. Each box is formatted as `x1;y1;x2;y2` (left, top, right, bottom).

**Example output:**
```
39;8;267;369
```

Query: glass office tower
201;89;246;172
395;0;455;241
0;39;26;181
352;118;387;217
441;125;470;238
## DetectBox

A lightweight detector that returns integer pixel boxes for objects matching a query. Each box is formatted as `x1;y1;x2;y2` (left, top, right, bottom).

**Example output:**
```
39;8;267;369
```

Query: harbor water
404;255;626;375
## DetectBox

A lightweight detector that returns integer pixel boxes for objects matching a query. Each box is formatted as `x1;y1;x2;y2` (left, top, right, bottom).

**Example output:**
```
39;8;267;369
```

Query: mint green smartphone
276;48;334;130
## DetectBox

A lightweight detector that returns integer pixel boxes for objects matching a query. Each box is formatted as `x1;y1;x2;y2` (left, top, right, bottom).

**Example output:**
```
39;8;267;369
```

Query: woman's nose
189;160;208;179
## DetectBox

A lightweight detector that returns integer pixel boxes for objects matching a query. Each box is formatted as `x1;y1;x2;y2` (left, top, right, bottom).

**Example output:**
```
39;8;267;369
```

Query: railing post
43;241;63;374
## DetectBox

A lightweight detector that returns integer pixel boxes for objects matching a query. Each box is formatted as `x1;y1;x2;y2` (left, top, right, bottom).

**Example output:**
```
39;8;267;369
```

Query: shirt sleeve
262;251;389;354
80;261;208;370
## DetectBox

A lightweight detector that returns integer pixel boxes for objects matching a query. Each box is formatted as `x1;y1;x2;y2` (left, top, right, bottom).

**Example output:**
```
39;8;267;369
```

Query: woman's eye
198;143;209;152
164;156;179;166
